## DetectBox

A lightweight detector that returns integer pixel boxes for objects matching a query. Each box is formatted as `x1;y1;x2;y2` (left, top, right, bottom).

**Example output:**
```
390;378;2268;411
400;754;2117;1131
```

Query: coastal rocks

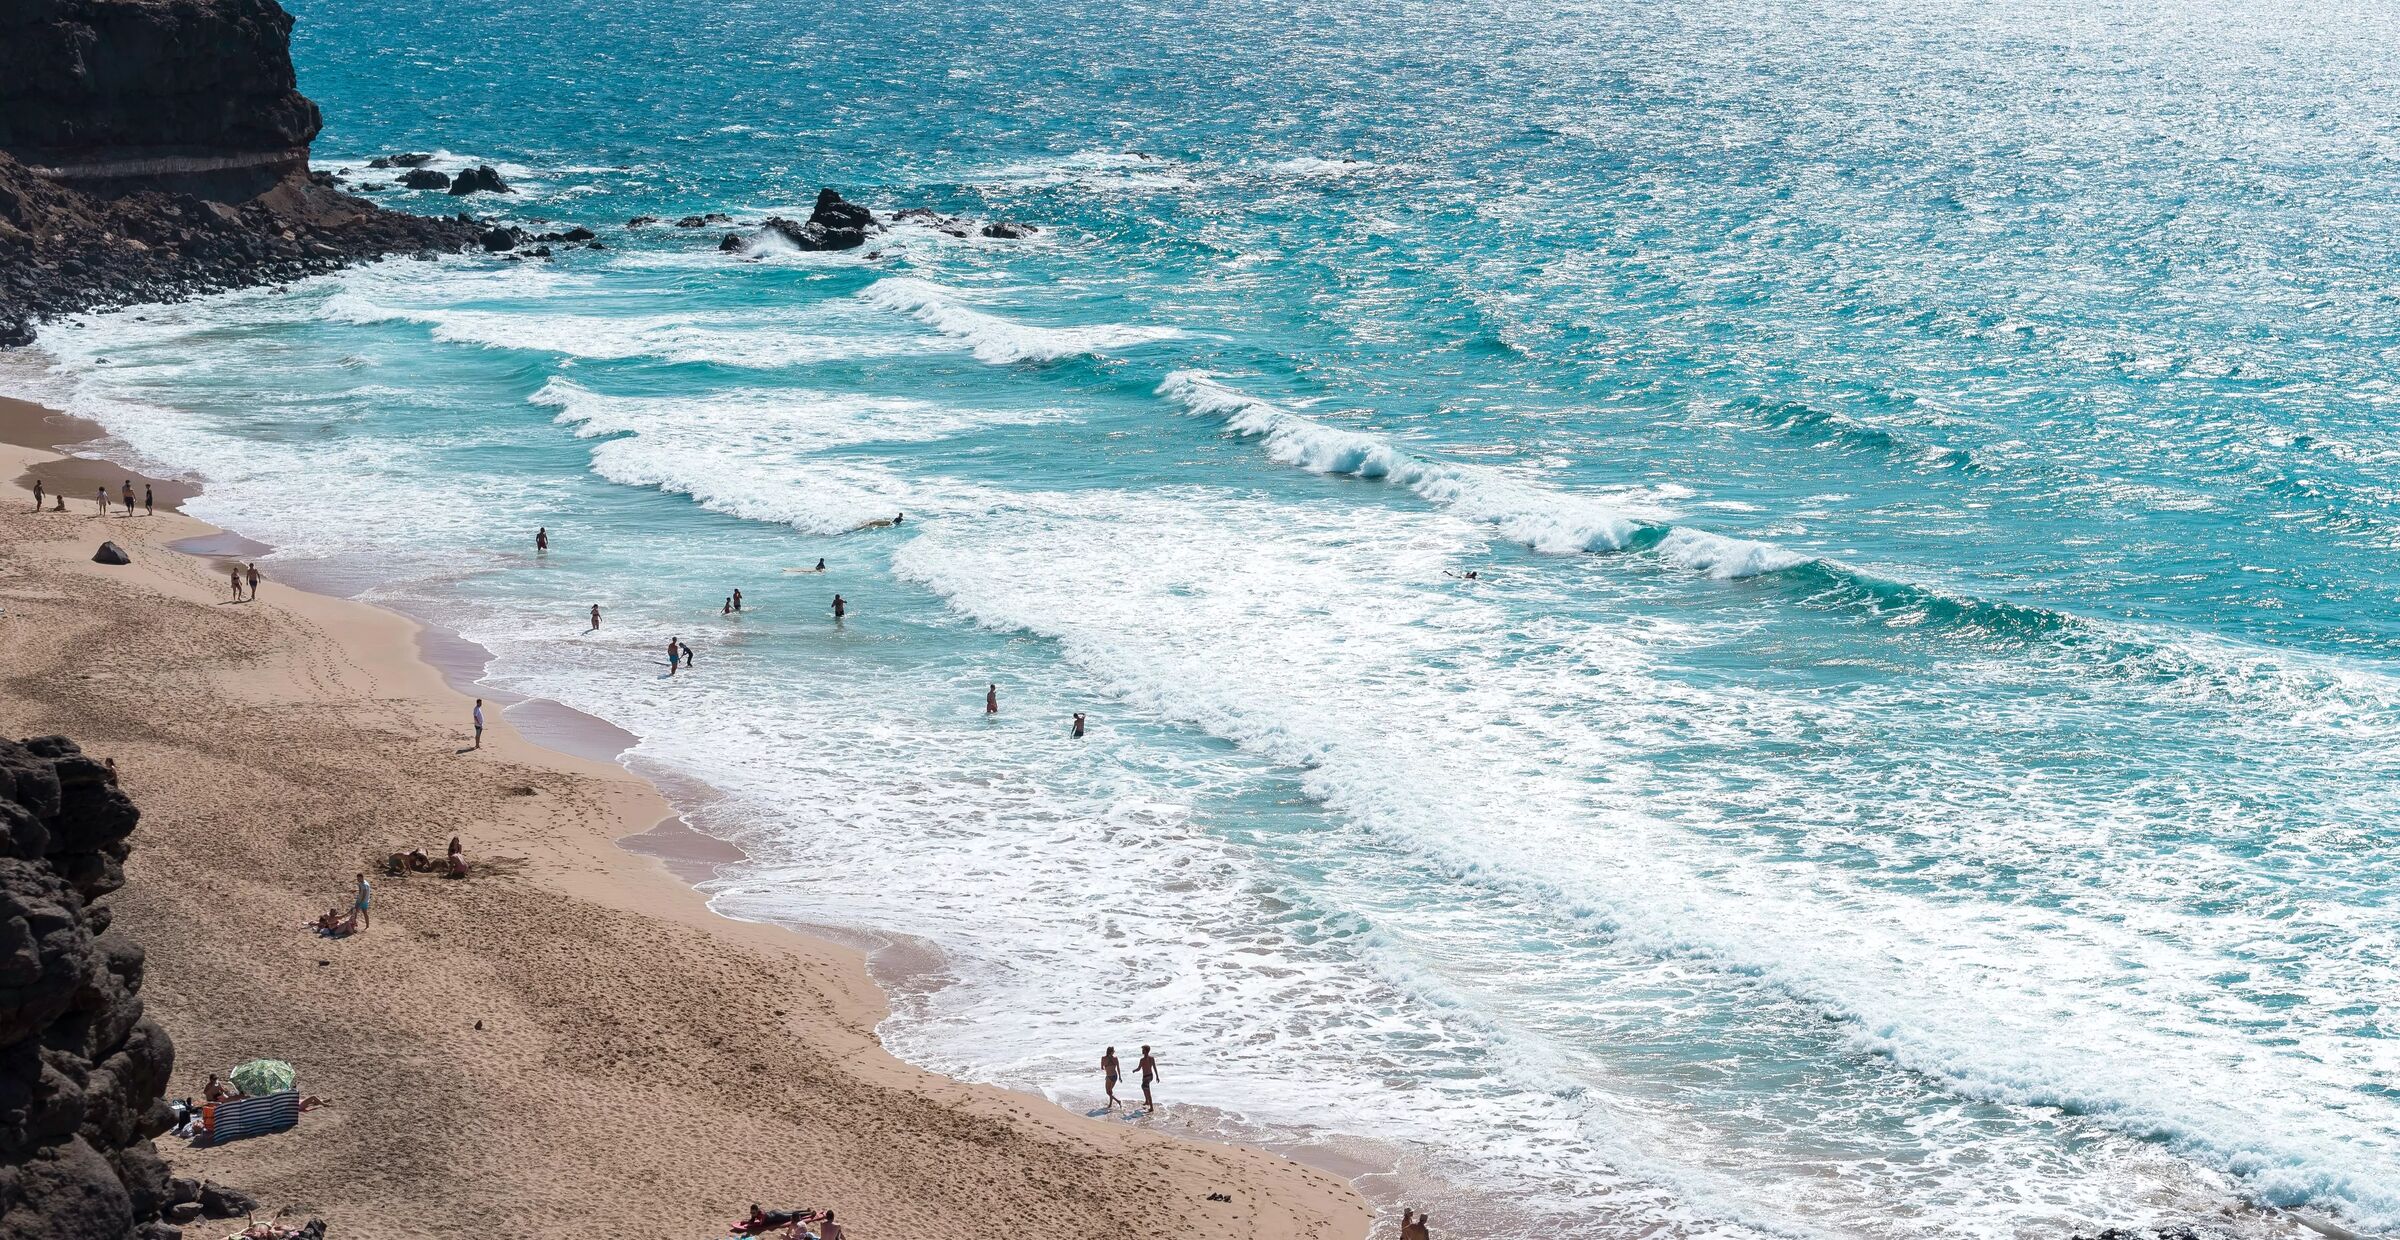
674;213;729;228
979;220;1036;240
365;153;431;170
626;215;657;227
477;226;520;252
0;319;31;348
889;207;1038;241
446;165;508;196
0;736;180;1240
92;541;130;565
532;226;594;243
758;187;876;251
397;169;450;191
717;232;744;253
0;0;488;330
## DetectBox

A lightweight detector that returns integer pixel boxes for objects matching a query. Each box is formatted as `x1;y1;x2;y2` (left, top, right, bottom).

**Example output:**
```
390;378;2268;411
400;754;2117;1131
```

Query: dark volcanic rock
759;187;878;252
447;165;508;196
478;226;520;252
717;232;744;253
0;736;181;1240
0;0;488;332
397;168;449;190
674;212;729;228
385;152;432;168
92;541;130;565
980;220;1036;239
626;215;656;227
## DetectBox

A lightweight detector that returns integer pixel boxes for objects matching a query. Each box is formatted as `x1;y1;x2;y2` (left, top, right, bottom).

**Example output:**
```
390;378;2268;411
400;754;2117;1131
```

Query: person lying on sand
387;848;433;874
314;907;359;937
734;1205;817;1236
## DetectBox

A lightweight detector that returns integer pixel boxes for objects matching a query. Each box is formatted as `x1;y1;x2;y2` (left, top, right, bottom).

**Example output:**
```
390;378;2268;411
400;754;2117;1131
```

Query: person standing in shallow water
986;683;998;715
1399;1209;1431;1240
589;603;601;631
1100;1046;1122;1111
831;594;845;620
1072;712;1086;739
1138;1045;1161;1110
666;637;681;675
732;588;743;612
535;526;548;554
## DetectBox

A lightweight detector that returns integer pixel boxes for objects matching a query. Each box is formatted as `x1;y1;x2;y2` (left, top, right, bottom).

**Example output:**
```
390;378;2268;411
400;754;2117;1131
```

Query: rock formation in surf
0;0;487;335
0;736;177;1240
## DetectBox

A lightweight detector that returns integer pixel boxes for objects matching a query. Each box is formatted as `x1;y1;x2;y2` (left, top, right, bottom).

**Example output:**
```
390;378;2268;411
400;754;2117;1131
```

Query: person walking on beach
832;594;846;620
229;567;245;603
590;603;601;631
30;479;41;512
245;562;260;600
1072;712;1086;739
667;637;681;675
536;526;548;554
1138;1045;1161;1110
121;480;134;516
1101;1046;1122;1111
143;484;152;516
353;873;372;930
732;588;743;612
985;683;998;715
95;485;108;514
471;698;485;750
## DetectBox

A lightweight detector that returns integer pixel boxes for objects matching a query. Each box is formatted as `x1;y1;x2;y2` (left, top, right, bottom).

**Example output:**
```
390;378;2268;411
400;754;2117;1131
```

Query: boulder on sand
93;540;131;565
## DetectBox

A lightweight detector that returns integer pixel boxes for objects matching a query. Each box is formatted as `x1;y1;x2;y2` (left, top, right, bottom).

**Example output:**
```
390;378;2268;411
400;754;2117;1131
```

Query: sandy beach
0;396;1371;1240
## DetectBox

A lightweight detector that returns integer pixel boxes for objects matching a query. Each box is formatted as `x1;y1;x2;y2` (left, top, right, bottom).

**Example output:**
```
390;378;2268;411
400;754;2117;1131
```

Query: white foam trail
325;294;924;368
861;277;1186;364
1160;369;1801;576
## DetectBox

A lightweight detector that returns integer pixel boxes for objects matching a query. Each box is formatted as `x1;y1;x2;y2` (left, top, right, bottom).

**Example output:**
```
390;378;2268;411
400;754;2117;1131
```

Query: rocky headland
0;0;489;339
0;736;176;1240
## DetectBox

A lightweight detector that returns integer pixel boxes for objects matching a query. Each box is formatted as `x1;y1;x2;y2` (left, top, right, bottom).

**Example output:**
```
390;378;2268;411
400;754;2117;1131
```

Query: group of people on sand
228;561;263;602
733;1205;844;1240
1099;1044;1163;1112
27;477;154;516
387;835;471;880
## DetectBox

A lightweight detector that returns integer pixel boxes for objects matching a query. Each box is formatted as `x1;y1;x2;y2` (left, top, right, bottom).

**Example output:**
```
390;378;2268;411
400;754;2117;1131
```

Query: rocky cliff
0;0;485;336
0;737;178;1240
0;0;321;200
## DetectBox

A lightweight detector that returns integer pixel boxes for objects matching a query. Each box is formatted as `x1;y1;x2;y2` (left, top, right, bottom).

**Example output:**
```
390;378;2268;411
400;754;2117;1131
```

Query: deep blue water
15;1;2400;1235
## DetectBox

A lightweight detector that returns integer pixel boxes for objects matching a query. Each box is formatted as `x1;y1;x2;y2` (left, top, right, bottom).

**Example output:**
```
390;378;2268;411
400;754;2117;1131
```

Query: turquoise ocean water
14;1;2400;1235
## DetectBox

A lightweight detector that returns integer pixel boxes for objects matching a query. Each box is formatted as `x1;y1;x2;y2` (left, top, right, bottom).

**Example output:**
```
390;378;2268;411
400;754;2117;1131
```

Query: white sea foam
860;277;1185;364
1159;369;1803;576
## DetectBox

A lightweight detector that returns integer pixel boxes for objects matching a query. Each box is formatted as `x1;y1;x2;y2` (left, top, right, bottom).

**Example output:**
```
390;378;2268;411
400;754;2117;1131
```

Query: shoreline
0;391;1373;1240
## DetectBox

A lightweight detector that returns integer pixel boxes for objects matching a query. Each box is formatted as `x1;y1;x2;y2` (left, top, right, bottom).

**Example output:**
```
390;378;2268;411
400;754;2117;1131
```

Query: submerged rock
759;187;877;251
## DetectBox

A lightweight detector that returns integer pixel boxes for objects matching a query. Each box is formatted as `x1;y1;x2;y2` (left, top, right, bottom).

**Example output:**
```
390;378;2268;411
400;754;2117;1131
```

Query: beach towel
199;1090;302;1145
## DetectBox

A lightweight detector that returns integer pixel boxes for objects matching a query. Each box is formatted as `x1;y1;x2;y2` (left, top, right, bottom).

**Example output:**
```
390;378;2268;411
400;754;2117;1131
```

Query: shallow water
16;0;2400;1234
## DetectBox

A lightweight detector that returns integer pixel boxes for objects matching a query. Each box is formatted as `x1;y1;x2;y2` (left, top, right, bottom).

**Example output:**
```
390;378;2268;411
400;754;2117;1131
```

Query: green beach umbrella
229;1059;296;1096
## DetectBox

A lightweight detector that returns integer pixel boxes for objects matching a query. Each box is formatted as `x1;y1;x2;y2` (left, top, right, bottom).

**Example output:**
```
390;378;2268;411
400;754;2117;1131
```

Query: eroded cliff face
0;0;322;200
0;0;488;333
0;737;178;1240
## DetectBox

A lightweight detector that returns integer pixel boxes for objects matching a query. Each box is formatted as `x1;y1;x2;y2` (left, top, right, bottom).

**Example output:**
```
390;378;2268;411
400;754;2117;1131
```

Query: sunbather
734;1205;815;1236
387;848;432;874
315;907;359;936
203;1073;235;1103
446;836;470;878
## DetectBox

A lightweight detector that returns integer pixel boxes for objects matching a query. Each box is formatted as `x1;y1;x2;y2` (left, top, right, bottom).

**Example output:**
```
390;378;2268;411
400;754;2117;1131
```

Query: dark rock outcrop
625;215;656;227
446;165;506;196
91;541;130;565
979;220;1035;240
759;187;877;252
0;0;488;332
674;213;728;228
717;232;743;253
396;168;448;191
0;736;178;1240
